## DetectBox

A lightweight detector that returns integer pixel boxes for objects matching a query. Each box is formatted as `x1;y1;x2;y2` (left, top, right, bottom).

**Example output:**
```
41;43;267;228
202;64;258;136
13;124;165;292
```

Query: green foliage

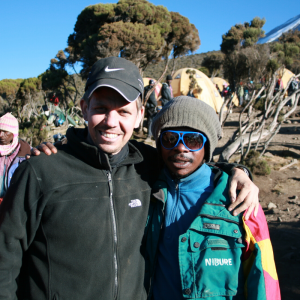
67;86;76;93
250;17;266;29
271;42;284;52
266;59;279;74
201;52;225;77
186;69;201;92
277;50;285;59
284;43;299;57
220;17;267;91
168;12;200;58
41;52;85;108
279;29;300;44
220;17;265;54
269;30;300;74
19;115;48;147
40;68;69;92
243;27;264;47
243;150;271;175
284;56;293;67
0;79;23;98
198;67;209;77
16;77;42;101
67;0;200;76
223;43;270;90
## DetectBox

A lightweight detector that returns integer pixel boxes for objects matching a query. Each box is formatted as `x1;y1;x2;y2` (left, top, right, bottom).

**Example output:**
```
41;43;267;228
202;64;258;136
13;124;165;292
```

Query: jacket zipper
170;181;179;222
107;171;118;299
198;213;240;225
203;203;225;207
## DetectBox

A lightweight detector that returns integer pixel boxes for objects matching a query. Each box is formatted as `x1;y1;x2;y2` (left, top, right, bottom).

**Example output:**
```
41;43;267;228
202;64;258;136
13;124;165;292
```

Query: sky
0;0;299;80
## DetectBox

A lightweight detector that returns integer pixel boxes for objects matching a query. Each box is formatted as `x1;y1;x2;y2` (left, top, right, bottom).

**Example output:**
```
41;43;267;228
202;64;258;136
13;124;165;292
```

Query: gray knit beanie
152;96;222;161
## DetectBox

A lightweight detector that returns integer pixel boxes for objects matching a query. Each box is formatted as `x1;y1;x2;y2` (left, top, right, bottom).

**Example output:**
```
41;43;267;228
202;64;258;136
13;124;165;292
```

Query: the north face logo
129;199;142;208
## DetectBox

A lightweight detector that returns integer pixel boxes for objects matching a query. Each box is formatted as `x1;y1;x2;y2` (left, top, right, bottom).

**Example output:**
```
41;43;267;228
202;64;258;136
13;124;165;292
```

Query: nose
0;131;4;137
104;110;118;128
174;140;189;152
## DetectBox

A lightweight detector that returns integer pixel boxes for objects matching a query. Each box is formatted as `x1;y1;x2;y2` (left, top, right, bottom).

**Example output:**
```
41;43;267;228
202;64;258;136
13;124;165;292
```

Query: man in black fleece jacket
0;57;258;300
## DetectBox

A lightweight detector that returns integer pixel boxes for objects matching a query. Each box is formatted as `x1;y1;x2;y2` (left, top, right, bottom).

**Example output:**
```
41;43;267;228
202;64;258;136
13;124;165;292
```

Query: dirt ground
215;108;300;299
141;107;300;299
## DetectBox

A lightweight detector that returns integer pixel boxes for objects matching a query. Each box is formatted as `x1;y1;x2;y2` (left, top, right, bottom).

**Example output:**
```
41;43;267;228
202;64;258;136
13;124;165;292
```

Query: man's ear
134;106;144;129
80;99;88;121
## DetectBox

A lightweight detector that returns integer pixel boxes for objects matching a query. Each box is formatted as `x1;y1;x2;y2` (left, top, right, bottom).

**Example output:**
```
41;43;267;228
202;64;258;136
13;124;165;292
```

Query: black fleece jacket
0;127;160;300
0;128;250;300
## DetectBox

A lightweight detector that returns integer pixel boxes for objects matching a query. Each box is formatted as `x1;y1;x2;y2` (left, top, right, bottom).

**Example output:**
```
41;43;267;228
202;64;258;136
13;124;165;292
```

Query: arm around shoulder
208;162;259;219
209;162;253;181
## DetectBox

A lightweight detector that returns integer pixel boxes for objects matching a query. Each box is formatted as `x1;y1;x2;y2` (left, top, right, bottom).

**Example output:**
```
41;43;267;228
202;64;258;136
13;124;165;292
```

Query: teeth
101;132;118;138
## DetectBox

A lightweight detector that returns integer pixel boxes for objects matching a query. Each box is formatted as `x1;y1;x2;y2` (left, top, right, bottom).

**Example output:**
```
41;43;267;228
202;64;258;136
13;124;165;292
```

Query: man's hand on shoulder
228;168;259;220
26;142;60;159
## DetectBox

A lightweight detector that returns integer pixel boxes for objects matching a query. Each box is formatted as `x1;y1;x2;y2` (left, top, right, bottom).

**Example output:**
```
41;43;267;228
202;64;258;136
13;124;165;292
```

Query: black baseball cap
84;57;144;102
149;79;155;85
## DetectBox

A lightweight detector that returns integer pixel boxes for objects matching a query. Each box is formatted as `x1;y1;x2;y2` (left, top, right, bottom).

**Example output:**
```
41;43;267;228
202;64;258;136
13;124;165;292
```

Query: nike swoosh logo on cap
105;66;125;72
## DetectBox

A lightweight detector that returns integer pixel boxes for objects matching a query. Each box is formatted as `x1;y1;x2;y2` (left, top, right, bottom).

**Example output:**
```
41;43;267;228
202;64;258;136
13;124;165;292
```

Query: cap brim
85;78;140;102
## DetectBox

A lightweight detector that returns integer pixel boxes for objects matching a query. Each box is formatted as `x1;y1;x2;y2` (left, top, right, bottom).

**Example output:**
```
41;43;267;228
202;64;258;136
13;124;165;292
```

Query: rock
143;127;148;133
268;202;277;210
264;152;274;158
296;214;300;219
270;208;280;214
284;120;292;124
293;121;298;124
291;195;298;200
286;208;290;212
288;200;297;204
278;217;283;222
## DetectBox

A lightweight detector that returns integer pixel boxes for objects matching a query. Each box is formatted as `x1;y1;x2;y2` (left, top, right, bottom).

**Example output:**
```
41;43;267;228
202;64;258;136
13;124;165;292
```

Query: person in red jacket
50;93;59;106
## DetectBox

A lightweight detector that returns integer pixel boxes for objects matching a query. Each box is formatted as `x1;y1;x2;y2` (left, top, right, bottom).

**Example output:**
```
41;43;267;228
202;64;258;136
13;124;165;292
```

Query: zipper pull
107;171;112;181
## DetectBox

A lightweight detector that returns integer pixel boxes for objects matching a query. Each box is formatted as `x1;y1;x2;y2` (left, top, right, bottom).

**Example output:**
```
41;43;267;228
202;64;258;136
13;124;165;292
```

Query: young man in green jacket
0;57;259;300
144;96;280;300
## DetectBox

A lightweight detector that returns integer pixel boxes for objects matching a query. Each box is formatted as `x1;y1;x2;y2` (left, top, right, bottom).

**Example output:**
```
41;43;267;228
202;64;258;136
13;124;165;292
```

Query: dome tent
278;68;295;89
211;77;229;92
171;68;224;112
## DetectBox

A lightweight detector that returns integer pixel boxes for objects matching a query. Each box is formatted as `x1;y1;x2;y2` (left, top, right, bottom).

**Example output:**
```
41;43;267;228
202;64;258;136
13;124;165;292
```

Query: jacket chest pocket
179;220;245;299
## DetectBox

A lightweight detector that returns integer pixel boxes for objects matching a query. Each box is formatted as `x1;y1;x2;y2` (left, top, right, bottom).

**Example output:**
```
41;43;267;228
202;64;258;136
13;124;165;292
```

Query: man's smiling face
81;87;143;155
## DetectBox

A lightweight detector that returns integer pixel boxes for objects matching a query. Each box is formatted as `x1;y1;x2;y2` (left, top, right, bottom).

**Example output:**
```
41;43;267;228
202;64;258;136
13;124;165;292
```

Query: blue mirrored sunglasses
160;130;207;152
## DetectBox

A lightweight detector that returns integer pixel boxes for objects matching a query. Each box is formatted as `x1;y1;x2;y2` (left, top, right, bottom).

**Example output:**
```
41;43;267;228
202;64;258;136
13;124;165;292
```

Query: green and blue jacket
143;166;280;300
